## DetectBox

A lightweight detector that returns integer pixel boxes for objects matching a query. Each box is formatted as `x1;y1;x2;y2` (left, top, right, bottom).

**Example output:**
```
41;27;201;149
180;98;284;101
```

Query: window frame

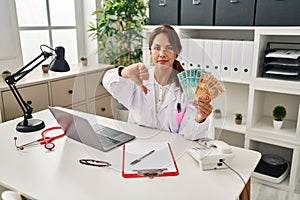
16;0;86;64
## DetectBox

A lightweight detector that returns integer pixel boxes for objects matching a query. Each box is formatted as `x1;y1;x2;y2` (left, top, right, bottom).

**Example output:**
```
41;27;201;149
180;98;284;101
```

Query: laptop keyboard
96;134;120;148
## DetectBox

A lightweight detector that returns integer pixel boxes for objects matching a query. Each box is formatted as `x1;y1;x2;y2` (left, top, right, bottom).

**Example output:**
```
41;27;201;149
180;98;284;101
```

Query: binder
221;40;232;80
211;40;222;79
122;142;179;178
231;40;243;81
179;38;189;69
241;41;254;82
188;39;204;69
203;40;213;73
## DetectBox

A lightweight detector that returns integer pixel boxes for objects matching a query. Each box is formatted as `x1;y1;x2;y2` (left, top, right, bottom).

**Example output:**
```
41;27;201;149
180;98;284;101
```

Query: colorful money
177;69;225;103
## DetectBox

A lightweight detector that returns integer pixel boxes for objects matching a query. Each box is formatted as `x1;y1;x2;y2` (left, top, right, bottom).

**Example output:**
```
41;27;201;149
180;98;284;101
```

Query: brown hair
148;24;185;87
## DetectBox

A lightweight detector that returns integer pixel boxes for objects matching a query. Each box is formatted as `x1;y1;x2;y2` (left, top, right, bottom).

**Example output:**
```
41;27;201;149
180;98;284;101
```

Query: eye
152;46;160;51
166;46;174;52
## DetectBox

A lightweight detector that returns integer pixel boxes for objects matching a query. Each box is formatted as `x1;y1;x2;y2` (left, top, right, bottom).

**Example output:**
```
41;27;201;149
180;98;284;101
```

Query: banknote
178;69;225;103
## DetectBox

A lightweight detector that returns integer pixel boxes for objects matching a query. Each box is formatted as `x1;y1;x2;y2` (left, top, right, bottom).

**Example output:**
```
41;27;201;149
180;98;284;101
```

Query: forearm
179;106;210;140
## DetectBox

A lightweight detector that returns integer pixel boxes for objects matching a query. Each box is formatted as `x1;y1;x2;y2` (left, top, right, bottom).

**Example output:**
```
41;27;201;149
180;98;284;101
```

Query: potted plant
235;113;242;125
80;56;88;66
88;0;148;66
213;109;222;119
88;0;148;121
2;70;11;80
272;105;286;129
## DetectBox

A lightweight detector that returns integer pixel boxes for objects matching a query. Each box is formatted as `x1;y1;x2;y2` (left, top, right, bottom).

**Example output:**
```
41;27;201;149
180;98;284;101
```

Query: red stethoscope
14;126;65;151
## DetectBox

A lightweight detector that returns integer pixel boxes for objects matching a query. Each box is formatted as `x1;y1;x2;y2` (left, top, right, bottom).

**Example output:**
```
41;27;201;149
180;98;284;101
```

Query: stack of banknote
177;69;225;103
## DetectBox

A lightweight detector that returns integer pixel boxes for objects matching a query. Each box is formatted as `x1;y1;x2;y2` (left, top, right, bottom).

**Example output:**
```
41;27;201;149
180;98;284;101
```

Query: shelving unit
143;25;300;192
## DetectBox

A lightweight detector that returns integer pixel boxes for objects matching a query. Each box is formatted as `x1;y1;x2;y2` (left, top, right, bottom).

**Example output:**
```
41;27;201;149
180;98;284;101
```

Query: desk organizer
262;42;300;81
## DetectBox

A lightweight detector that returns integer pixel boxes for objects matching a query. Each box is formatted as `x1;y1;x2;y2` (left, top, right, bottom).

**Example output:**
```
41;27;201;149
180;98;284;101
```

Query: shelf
221;78;250;85
213;116;247;134
249;117;300;146
252;176;291;192
253;116;297;135
252;78;300;95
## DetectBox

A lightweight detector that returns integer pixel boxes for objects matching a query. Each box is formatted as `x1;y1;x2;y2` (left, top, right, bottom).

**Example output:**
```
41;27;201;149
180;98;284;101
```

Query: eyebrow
152;44;173;47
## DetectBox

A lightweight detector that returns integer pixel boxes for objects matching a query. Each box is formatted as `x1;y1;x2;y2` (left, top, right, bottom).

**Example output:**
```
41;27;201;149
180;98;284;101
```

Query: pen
130;149;155;165
177;103;181;113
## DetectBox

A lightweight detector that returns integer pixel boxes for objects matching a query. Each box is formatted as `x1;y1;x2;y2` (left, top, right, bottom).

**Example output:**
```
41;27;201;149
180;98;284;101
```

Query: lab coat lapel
159;83;179;112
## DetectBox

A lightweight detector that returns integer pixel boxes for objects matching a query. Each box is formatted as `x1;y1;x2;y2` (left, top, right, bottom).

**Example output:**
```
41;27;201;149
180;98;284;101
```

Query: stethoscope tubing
14;126;64;151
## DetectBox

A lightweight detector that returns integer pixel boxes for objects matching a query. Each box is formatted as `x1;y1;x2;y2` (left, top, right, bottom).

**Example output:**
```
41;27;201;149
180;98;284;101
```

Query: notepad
122;142;179;178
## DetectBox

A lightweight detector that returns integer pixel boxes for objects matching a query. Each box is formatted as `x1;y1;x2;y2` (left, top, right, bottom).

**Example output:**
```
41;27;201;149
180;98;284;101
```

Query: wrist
118;66;125;77
195;118;206;123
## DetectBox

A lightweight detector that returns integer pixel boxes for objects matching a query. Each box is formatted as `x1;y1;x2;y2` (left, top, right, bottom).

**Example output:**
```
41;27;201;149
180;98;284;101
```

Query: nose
158;49;166;57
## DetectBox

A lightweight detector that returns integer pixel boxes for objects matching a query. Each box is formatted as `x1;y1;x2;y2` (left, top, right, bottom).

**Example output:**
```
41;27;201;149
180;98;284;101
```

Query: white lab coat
102;67;209;140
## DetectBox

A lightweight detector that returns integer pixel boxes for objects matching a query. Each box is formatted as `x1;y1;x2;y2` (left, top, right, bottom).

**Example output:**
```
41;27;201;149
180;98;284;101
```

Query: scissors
14;126;65;151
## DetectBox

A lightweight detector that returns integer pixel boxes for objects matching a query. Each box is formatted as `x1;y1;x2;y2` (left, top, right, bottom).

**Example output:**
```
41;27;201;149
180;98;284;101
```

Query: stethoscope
14;126;65;151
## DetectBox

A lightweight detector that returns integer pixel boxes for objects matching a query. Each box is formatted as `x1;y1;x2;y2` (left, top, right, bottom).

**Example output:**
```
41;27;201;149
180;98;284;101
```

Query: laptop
48;106;135;152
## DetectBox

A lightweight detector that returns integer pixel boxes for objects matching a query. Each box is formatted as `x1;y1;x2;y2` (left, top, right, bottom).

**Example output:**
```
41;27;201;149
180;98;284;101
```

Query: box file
221;40;232;80
188;39;205;69
211;40;222;79
255;0;300;26
149;0;180;25
241;41;254;82
180;0;214;25
231;41;243;81
215;0;256;26
203;40;213;73
179;38;189;69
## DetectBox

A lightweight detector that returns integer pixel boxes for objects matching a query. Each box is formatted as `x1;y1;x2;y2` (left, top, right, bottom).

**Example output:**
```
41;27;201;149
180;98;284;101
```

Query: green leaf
87;0;148;65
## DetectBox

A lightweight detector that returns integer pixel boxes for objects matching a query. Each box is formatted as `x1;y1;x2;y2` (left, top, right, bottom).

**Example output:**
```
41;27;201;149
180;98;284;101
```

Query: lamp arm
5;51;52;125
13;51;52;82
7;84;33;125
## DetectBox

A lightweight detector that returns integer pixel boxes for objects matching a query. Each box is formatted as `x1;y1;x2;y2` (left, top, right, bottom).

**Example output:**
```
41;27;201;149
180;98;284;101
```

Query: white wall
82;0;98;65
0;0;23;73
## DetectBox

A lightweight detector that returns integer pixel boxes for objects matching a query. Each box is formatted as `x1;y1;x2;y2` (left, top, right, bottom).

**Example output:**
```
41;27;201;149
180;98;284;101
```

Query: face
150;33;177;68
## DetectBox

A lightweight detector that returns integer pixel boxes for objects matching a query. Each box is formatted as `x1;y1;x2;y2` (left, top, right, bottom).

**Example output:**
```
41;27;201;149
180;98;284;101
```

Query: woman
103;24;213;140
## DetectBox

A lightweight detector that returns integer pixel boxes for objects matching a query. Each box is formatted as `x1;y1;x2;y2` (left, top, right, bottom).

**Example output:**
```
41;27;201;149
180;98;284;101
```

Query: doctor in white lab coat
103;25;213;140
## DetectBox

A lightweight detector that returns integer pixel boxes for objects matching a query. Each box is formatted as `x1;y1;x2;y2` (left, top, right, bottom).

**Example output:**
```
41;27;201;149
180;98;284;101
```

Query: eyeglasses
151;46;176;54
79;159;111;167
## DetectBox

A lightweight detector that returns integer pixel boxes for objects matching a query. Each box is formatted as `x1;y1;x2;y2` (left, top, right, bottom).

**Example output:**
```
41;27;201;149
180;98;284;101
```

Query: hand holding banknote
177;69;225;123
195;72;225;100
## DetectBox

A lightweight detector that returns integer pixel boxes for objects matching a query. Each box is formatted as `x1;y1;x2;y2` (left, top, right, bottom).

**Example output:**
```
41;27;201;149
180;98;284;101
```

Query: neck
154;66;172;86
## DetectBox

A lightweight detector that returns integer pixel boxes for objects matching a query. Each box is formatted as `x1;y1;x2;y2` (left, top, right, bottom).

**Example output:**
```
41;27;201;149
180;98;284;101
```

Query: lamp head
49;46;70;72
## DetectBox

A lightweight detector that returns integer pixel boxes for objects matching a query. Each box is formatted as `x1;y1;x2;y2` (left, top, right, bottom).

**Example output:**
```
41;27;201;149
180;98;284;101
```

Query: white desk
0;109;261;200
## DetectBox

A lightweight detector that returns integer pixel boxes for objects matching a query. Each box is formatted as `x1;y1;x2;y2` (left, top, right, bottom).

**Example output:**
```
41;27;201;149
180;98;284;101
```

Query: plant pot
213;111;222;119
42;65;49;73
235;118;242;125
273;120;283;130
2;73;11;80
81;60;88;66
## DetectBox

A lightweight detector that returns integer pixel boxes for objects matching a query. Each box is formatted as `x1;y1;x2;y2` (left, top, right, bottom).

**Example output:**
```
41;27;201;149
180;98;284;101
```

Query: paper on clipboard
122;142;179;178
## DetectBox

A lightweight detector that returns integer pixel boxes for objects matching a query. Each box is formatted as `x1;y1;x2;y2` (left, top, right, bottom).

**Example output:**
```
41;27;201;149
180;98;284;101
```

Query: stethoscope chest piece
44;143;55;151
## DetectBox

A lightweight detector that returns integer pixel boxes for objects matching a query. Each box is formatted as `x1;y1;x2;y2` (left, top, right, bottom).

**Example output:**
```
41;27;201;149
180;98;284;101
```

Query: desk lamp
5;45;70;132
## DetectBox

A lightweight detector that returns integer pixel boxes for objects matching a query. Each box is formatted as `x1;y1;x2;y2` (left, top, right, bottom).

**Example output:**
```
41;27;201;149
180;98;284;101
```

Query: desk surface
0;108;261;200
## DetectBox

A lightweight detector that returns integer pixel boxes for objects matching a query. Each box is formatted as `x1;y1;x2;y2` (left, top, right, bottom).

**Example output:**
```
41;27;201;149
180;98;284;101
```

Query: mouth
157;60;168;64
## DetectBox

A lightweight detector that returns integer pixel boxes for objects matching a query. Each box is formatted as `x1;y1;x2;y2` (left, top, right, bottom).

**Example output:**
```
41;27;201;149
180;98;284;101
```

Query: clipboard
122;142;179;178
